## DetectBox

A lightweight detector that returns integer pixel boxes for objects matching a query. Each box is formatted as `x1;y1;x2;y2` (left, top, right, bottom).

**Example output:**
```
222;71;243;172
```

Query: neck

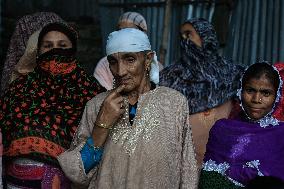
128;78;151;105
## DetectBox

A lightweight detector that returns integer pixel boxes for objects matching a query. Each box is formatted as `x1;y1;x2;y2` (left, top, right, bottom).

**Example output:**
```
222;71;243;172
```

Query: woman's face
242;74;277;120
39;31;72;54
107;51;152;93
180;23;202;47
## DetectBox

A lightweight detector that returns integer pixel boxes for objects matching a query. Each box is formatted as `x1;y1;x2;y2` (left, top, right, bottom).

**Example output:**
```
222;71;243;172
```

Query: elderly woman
94;12;161;90
58;28;199;188
160;18;244;167
0;22;104;188
199;62;284;188
93;12;148;90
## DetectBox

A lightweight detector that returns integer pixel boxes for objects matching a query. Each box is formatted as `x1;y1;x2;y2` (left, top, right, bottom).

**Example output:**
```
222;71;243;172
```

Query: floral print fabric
0;58;104;164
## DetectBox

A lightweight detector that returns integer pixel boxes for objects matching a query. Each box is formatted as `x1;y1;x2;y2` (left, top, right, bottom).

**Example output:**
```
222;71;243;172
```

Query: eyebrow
42;39;69;43
121;53;137;57
244;85;275;93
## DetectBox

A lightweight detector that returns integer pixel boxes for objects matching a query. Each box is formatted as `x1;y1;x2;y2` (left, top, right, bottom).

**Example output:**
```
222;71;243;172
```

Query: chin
121;85;134;94
248;113;266;121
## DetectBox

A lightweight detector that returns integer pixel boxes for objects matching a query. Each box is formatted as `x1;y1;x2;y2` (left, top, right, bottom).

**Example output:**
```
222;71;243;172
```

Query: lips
117;78;131;85
121;79;130;84
248;107;263;113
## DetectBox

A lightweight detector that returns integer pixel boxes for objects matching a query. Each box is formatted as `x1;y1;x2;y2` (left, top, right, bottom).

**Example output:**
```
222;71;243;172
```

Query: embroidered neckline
110;87;160;155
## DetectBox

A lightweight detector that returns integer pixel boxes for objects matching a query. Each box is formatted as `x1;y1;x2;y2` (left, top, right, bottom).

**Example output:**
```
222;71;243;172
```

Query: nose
117;61;127;77
251;92;262;104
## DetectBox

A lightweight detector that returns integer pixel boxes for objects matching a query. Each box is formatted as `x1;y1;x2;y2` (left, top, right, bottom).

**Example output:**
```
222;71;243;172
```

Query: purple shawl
204;118;284;185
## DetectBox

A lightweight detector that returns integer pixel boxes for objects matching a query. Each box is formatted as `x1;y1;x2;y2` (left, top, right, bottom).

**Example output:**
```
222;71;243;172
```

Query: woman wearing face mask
199;62;284;188
0;22;104;189
160;18;244;168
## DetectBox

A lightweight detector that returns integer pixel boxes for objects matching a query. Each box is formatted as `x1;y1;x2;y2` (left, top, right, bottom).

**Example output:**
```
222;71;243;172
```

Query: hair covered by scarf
118;12;147;32
0;22;105;164
202;63;284;186
106;28;159;84
37;22;78;53
160;18;244;114
1;12;64;95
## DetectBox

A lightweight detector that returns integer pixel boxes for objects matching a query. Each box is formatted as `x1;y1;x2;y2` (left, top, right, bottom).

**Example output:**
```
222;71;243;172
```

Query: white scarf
106;28;159;84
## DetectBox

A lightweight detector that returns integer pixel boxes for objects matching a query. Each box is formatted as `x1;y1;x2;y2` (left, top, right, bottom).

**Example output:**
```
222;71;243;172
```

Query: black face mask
36;48;77;64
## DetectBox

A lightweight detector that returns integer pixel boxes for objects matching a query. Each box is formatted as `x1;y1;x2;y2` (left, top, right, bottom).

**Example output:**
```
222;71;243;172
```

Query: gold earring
113;78;116;88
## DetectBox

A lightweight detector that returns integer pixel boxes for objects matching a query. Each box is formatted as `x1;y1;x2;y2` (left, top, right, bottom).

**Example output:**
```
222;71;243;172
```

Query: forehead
108;51;142;58
245;75;275;89
181;23;195;31
42;31;70;41
117;21;138;30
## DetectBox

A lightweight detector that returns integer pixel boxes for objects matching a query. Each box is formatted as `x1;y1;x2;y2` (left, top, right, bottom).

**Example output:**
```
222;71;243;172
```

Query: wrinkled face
242;74;277;120
180;23;202;47
39;31;72;54
108;51;152;93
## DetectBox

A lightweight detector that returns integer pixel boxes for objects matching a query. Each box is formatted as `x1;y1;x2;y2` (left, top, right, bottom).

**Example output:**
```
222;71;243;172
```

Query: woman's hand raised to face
95;85;126;129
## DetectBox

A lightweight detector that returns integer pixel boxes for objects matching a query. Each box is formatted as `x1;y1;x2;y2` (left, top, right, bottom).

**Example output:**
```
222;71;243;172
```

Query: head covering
1;12;64;95
201;62;284;186
236;61;283;127
159;18;244;114
272;62;284;121
93;57;114;90
10;30;40;82
106;28;159;84
118;12;147;32
0;47;104;165
37;22;78;52
93;12;148;90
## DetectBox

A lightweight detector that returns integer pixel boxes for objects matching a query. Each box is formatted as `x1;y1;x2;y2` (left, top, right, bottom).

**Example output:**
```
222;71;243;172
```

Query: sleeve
57;99;99;187
80;137;103;174
179;96;199;189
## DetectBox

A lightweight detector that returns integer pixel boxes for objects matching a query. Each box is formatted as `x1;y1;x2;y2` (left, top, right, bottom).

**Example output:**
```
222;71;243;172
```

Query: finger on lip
115;84;125;94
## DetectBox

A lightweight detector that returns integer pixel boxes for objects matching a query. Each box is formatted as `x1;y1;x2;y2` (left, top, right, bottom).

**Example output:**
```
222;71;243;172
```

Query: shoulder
211;118;241;133
85;91;110;109
156;85;186;97
154;86;188;106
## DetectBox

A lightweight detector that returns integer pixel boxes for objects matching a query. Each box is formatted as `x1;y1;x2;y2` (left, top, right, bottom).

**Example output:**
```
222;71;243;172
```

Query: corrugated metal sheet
98;0;215;65
99;0;284;66
224;0;284;65
98;0;165;60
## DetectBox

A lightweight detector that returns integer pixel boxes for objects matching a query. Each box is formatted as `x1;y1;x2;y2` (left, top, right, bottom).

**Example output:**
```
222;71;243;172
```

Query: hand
95;85;126;129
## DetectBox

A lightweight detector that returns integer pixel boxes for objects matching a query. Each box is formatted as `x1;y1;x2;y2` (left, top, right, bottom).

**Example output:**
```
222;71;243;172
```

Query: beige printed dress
58;86;199;189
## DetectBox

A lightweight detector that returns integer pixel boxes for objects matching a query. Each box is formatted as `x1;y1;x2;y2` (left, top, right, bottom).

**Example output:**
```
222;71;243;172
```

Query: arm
57;100;99;186
58;85;125;186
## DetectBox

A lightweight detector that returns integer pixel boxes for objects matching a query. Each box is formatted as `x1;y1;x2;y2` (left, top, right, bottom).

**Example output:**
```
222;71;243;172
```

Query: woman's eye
43;44;53;48
126;57;135;63
262;91;271;97
108;60;117;65
245;88;254;93
59;43;67;48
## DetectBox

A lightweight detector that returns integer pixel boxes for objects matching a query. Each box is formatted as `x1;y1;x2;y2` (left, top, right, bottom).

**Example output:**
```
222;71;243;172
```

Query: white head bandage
106;28;159;84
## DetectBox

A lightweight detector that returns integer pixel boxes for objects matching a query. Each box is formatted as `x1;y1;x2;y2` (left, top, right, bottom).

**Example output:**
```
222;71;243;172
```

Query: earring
113;78;116;88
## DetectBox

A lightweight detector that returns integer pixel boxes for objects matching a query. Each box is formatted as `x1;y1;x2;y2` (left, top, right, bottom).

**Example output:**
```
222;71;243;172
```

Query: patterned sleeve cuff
80;137;103;174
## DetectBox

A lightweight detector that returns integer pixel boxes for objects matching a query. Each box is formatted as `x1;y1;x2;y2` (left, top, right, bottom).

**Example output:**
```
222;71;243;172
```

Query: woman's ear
145;51;154;70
